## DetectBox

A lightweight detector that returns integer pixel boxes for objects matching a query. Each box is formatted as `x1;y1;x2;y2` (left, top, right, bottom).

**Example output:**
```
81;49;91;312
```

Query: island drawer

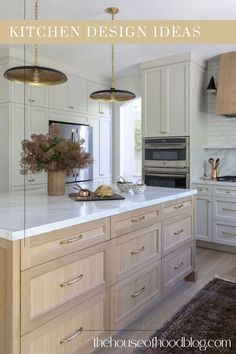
213;197;236;222
21;217;110;270
21;290;109;354
213;220;236;247
110;223;161;284
111;205;161;239
21;242;109;335
162;197;194;220
163;242;194;292
163;212;194;255
110;261;162;330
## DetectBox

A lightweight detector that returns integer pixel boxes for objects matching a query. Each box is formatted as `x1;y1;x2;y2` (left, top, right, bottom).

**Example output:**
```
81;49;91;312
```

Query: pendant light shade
4;65;67;86
90;7;136;103
89;88;136;102
3;0;67;86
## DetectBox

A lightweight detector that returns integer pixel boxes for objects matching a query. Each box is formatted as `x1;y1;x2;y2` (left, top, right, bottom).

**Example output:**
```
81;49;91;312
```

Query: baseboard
197;240;236;254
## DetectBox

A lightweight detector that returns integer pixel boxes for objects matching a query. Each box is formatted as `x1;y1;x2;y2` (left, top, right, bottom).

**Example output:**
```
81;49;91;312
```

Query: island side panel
0;238;20;354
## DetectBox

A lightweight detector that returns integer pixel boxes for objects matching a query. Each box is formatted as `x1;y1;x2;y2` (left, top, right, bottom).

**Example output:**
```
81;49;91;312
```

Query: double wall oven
143;137;189;189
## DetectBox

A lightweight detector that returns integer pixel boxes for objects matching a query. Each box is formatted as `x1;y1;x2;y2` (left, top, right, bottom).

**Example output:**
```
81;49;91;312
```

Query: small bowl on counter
131;179;146;194
116;176;133;193
116;176;146;194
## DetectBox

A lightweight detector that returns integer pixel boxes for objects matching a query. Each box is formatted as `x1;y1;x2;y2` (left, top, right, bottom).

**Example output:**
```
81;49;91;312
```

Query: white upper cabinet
67;75;89;114
142;61;189;137
8;104;48;188
89;82;112;117
142;67;164;137
90;116;112;180
49;75;89;114
26;85;49;107
48;82;68;111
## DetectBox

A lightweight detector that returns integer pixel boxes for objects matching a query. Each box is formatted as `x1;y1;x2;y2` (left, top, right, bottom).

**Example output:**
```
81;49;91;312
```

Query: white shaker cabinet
8;104;48;189
90;116;112;181
49;75;89;114
0;58;48;107
89;82;112;117
195;195;212;242
142;62;189;137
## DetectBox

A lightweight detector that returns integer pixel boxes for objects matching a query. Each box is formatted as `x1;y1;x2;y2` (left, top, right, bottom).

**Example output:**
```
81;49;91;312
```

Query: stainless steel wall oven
143;137;189;189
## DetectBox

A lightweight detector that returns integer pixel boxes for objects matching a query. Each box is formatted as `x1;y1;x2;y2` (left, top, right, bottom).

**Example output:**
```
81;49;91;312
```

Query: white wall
113;74;141;181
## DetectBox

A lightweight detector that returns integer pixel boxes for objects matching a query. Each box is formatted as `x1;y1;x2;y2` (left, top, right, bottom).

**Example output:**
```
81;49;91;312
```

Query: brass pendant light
4;0;67;86
90;7;136;103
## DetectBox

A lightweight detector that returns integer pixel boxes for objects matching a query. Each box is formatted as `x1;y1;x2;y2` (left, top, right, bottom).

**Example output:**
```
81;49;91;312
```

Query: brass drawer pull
174;204;184;210
131;246;145;255
198;188;207;192
223;208;236;212
174;229;184;235
223;232;236;237
60;234;83;245
60;327;83;344
131;216;145;223
174;262;184;270
131;286;146;298
60;274;83;287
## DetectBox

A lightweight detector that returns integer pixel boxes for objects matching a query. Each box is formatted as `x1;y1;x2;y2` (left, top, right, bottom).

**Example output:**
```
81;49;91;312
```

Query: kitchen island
0;186;197;354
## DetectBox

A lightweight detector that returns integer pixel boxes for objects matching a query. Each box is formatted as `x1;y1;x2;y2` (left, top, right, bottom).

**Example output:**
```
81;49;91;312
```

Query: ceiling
1;0;236;79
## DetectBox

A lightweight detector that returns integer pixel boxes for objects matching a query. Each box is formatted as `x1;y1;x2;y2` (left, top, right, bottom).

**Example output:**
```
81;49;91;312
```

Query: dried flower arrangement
20;124;92;175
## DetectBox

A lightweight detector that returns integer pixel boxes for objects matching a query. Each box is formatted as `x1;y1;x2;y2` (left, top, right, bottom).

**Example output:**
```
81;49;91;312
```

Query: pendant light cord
111;11;115;89
34;0;39;65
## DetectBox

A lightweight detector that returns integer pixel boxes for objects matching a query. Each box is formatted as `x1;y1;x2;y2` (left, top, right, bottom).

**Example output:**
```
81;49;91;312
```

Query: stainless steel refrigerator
49;121;93;183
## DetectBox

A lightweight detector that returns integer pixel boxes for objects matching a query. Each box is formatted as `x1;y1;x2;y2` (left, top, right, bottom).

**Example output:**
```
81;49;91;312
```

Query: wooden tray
69;192;125;202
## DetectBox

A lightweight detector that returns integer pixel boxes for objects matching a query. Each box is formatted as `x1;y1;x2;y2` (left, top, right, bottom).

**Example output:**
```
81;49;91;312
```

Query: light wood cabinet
21;218;110;270
21;242;109;334
163;241;194;292
110;223;161;284
0;196;196;354
163;212;194;255
111;261;162;330
111;204;161;238
142;62;189;137
21;290;109;354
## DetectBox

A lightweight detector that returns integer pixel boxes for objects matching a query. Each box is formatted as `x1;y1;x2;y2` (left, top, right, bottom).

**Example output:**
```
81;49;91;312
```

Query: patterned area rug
135;278;236;353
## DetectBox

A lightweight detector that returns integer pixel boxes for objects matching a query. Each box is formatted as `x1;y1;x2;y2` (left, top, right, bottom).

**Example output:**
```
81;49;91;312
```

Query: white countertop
0;186;196;241
192;179;236;187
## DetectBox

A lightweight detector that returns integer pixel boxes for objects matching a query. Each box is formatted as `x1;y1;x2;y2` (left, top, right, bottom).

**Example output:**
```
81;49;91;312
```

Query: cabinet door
90;116;100;179
165;63;189;136
100;117;112;178
89;83;101;116
9;104;29;187
27;85;48;107
142;68;165;137
196;196;212;241
48;82;68;111
100;101;112;117
68;76;89;114
28;106;48;185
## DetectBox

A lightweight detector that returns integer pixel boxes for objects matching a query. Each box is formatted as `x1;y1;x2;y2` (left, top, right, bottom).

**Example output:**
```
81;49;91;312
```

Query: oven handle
144;173;187;178
144;146;187;150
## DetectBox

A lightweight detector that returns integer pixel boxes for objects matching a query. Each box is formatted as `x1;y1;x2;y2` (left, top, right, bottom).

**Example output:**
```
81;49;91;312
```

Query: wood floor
93;247;236;354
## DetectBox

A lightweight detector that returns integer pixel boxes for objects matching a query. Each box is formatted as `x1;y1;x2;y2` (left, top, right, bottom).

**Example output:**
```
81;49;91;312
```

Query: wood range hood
216;51;236;117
